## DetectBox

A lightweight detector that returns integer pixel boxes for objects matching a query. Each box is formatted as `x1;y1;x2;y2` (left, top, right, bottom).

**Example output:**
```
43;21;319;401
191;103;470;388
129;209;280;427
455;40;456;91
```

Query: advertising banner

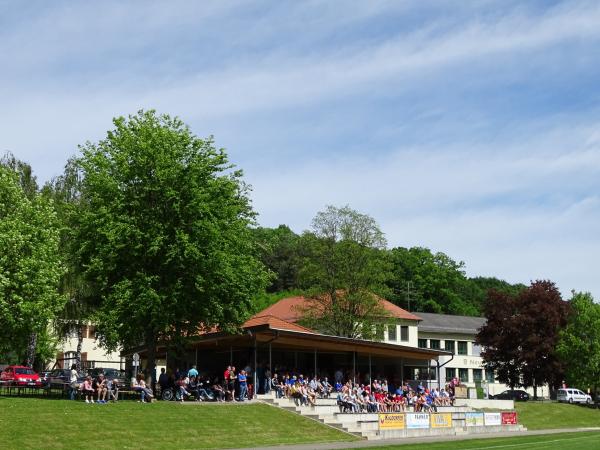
454;386;468;398
378;413;405;430
501;411;518;425
465;412;485;427
484;412;502;426
406;413;430;429
430;413;453;428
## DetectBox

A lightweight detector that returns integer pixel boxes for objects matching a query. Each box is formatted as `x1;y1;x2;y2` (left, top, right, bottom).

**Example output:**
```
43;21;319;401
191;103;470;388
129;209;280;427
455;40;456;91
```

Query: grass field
359;431;600;450
0;397;356;449
0;396;598;449
515;401;600;430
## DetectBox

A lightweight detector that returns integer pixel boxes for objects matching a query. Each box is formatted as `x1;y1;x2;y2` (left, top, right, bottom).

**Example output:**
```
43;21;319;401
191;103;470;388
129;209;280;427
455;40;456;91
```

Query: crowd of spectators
68;361;462;410
270;369;456;413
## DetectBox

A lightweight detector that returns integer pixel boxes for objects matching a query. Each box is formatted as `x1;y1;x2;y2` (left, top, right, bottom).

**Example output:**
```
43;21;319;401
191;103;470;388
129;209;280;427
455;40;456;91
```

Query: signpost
132;352;140;378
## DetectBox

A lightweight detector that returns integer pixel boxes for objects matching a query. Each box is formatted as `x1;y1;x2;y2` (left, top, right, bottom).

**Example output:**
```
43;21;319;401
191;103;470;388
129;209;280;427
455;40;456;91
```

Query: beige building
53;325;123;370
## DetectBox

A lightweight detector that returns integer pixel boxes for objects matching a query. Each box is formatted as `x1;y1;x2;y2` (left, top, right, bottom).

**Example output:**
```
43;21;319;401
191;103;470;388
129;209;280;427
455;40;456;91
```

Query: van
557;388;592;404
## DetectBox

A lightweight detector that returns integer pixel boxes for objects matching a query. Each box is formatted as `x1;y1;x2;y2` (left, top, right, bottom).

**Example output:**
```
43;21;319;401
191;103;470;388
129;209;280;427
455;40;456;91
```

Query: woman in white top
69;364;79;401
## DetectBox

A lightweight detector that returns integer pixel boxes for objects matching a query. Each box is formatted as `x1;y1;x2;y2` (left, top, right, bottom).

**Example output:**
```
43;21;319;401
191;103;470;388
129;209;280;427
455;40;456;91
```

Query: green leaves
0;165;65;362
298;205;392;339
557;292;600;391
73;110;269;354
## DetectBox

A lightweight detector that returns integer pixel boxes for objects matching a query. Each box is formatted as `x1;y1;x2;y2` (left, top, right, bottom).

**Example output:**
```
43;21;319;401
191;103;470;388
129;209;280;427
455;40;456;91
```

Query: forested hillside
251;225;525;317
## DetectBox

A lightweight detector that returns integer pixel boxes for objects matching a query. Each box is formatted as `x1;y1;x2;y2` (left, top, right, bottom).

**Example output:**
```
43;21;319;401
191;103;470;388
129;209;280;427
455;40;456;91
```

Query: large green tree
0;165;65;367
557;292;600;395
43;157;94;371
298;205;391;339
73;110;269;383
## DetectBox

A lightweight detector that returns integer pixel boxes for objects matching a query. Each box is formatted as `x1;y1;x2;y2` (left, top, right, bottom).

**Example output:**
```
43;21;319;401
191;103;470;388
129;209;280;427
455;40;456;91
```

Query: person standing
69;364;79;401
228;366;237;401
238;370;248;401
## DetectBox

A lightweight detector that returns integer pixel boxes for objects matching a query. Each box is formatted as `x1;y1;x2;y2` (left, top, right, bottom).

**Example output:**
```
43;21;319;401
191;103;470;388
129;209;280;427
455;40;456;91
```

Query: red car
0;365;42;387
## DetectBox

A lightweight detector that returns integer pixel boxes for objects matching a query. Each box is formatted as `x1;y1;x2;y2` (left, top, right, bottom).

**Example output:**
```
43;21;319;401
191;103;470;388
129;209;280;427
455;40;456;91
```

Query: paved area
231;427;600;450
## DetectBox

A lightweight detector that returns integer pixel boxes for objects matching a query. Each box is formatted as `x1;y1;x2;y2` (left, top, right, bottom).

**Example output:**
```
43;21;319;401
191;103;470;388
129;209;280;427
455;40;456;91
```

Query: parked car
490;389;530;401
39;370;53;387
48;368;86;391
557;388;592;404
0;365;42;387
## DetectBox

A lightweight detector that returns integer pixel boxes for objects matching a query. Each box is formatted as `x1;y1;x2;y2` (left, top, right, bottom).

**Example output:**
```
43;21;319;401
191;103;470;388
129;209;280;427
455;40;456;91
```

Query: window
459;368;469;383
376;324;385;340
486;370;495;383
444;340;455;354
400;326;409;342
473;369;483;382
418;339;428;349
472;343;482;357
457;341;468;355
429;339;440;350
387;324;397;341
445;368;456;381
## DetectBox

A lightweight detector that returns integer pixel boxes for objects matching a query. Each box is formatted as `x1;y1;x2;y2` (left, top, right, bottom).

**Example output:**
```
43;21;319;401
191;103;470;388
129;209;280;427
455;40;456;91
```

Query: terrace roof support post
314;349;317;378
436;360;441;391
230;346;233;366
294;351;298;369
368;353;372;392
253;336;257;399
400;358;404;384
352;351;356;385
195;348;198;368
427;359;431;390
269;343;272;377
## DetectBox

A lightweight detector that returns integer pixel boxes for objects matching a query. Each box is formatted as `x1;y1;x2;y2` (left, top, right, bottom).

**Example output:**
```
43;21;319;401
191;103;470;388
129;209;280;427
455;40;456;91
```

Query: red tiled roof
253;295;421;323
242;315;315;334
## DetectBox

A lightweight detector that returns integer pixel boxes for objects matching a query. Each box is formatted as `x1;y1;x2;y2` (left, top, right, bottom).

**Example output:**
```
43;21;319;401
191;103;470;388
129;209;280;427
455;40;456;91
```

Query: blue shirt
188;368;198;378
238;374;247;386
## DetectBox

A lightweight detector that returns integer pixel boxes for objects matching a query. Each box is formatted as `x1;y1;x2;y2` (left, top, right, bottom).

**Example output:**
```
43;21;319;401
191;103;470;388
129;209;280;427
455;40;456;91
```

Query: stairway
257;393;526;440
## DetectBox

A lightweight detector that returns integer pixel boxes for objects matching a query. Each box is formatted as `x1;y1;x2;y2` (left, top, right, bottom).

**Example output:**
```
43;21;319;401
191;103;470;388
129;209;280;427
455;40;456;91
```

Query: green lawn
514;401;600;430
0;397;356;449
358;431;600;450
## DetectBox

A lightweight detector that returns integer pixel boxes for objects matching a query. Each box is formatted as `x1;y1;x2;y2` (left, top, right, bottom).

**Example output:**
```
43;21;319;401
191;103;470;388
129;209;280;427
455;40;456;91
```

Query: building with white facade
53;324;123;370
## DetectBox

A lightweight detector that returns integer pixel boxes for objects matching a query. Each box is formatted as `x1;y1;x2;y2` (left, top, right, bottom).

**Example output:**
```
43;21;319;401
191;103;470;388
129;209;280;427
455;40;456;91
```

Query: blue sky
2;0;600;299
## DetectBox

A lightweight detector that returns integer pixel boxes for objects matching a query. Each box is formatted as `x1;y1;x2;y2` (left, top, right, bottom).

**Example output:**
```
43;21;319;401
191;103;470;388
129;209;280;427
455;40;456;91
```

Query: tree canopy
297;205;391;339
72;110;269;380
477;280;569;396
0;165;65;366
557;292;600;393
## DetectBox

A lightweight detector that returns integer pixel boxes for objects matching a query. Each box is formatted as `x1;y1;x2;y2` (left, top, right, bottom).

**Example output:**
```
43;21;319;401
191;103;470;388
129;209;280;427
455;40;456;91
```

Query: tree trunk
146;329;157;391
26;332;37;367
75;325;84;371
533;383;538;400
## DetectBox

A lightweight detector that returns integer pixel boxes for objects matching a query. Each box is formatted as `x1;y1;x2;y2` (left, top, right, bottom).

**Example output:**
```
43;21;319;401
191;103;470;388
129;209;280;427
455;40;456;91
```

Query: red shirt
224;369;230;381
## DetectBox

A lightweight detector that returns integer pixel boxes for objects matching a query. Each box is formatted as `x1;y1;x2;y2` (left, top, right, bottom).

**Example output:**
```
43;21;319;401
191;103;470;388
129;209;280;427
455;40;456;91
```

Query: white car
557;388;592;404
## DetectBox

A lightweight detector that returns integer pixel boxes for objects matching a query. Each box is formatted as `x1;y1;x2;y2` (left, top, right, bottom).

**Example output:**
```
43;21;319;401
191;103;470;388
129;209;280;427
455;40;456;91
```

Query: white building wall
383;320;419;347
52;325;123;370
